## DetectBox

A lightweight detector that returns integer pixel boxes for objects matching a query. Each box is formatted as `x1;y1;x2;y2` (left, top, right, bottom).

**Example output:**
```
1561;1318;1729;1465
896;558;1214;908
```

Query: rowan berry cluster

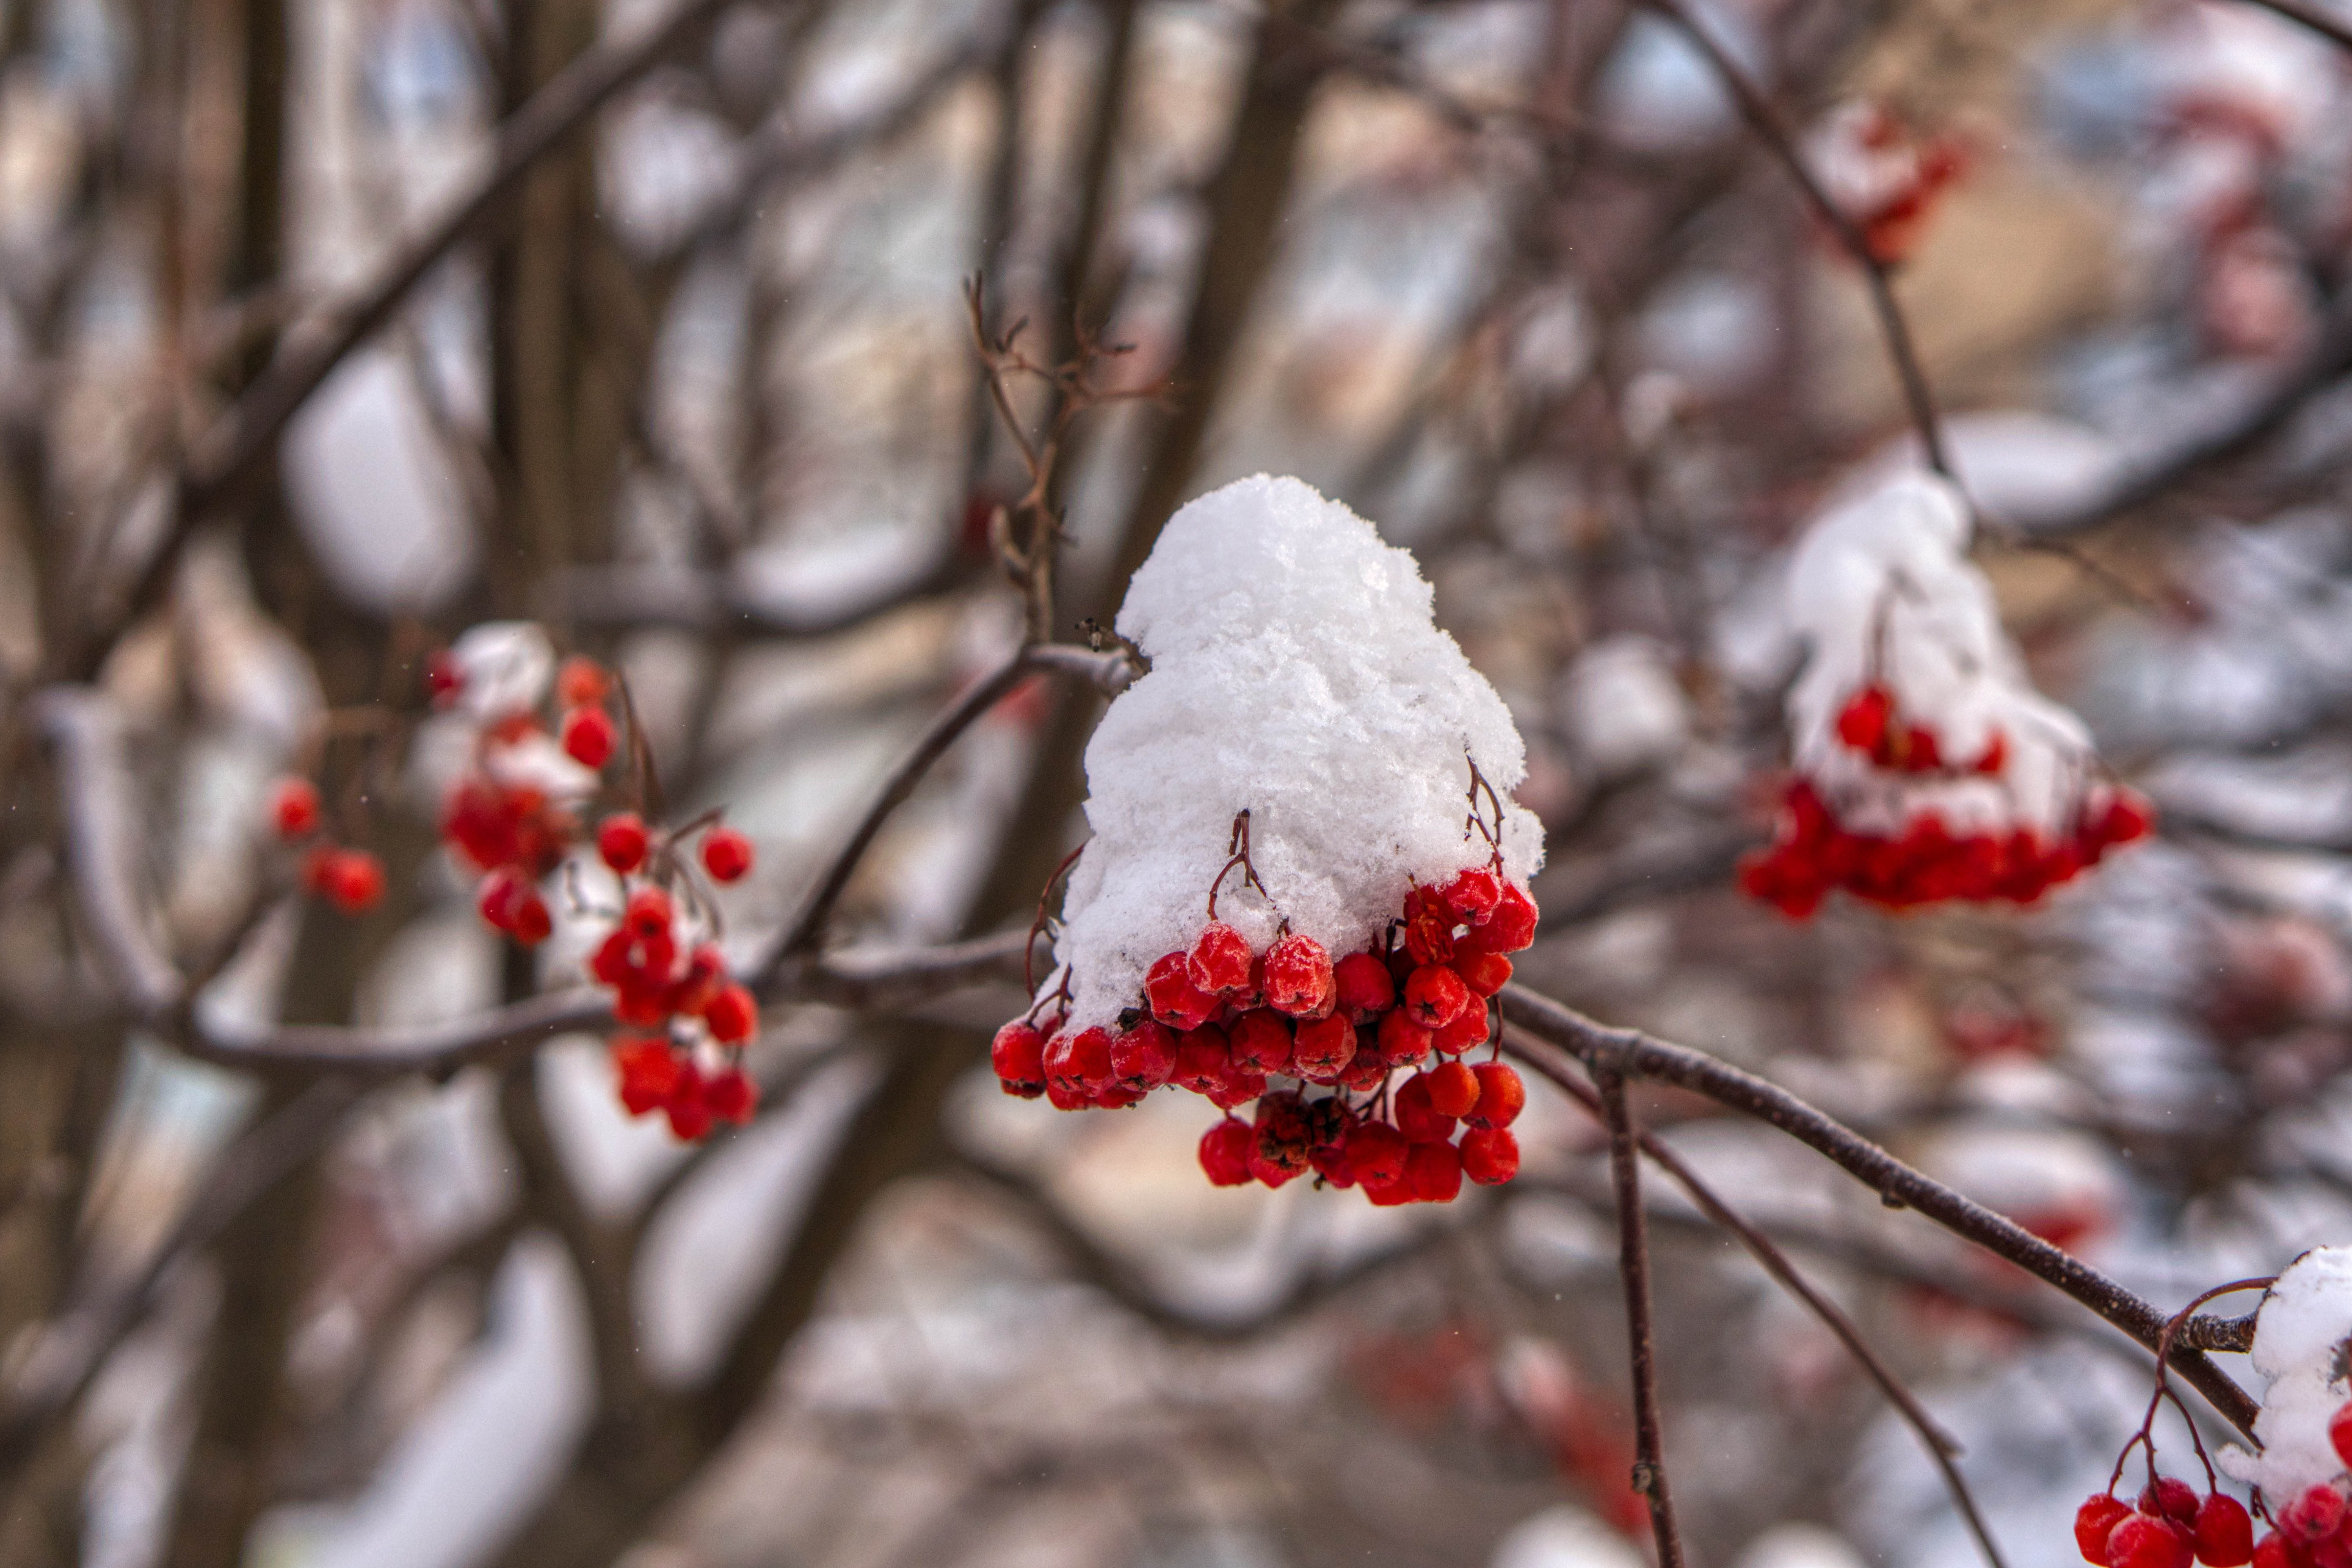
1740;683;2155;918
994;836;1538;1204
266;776;386;914
2073;1479;2252;1568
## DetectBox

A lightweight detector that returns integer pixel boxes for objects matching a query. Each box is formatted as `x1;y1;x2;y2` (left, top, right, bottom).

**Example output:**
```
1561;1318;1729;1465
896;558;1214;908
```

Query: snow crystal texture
1045;475;1544;1030
2221;1246;2352;1499
1786;473;2096;837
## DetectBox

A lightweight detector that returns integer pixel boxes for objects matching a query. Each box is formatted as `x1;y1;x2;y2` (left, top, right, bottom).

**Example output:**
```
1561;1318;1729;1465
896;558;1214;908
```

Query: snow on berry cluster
2213;1249;2352;1568
989;475;1546;1203
1806;101;1969;266
1739;474;2153;918
280;621;765;1141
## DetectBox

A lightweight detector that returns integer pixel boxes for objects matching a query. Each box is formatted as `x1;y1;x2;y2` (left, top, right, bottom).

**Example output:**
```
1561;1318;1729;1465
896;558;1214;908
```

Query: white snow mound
1045;475;1544;1030
2219;1246;2352;1499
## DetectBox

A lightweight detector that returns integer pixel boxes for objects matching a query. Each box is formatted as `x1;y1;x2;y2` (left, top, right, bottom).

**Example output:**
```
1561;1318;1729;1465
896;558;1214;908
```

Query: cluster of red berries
2075;1480;2252;1568
992;866;1539;1204
552;655;617;769
1739;685;2155;918
268;777;387;914
595;883;761;1141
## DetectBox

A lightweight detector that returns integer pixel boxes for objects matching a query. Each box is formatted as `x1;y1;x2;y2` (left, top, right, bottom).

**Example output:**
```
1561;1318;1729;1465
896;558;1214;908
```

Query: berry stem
1026;842;1088;994
1595;1063;1686;1568
1205;809;1268;920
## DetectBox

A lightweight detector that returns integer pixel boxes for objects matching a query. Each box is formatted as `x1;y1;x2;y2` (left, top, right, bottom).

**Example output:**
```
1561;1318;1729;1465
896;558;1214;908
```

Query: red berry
1146;951;1221;1029
2094;788;2156;848
1836;686;1894;754
1205;1063;1267;1111
2080;1499;2136;1563
1187;922;1254;995
561;705;615;768
623;885;674;940
1249;1091;1313;1186
597;813;649;874
1483;883;1538;951
556;655;610;709
510;890;552;945
1338;1046;1391;1092
1466;1062;1525;1128
1333;950;1396;1020
1199;1118;1253;1186
612;1036;681;1117
2334;1400;2352;1472
2143;1480;2200;1527
669;945;726;1017
309;848;387;913
2107;1514;2193;1568
1170;1025;1232;1096
2196;1495;2254;1568
1066;1025;1117;1100
424;650;463;705
1441;868;1503;926
1424;1059;1479;1118
702;826;754;884
1263;933;1335;1019
2283;1488;2345;1544
1345;1121;1409;1186
270;777;321;838
1111;1020;1178;1093
1453;951;1512;998
1292;1014;1357;1082
1405;1141;1464;1203
1042;1034;1084;1109
2252;1533;2301;1568
1461;1126;1520;1185
992;1020;1047;1098
704;984;758;1044
1403;886;1456;965
477;867;528;931
703;1068;759;1125
1227;1009;1296;1076
664;1063;713;1141
1376;1008;1434;1066
1432;1005;1490;1055
1403;964;1471;1029
1393;1073;1457;1144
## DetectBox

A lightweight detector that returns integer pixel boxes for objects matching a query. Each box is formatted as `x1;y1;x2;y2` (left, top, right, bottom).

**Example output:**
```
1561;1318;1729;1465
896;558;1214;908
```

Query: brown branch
32;689;184;1018
1638;0;1951;479
1595;1062;1685;1568
1497;989;2263;1436
1524;1051;2008;1568
2239;0;2352;53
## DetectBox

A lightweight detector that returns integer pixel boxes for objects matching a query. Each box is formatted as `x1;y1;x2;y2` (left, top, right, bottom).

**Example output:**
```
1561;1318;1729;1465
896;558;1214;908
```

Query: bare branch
1595;1062;1686;1568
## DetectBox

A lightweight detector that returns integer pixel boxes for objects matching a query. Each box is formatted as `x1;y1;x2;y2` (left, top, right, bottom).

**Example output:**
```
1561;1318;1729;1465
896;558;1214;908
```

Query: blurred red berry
556;655;610;709
561;705;615;768
702;1067;759;1126
701;826;754;883
270;777;320;838
597;813;649;873
704;984;757;1045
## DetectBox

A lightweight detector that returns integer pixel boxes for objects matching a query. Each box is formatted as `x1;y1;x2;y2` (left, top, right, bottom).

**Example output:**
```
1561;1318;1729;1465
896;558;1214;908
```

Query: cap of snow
1785;473;2095;838
447;622;553;722
1044;475;1544;1029
2220;1247;2352;1498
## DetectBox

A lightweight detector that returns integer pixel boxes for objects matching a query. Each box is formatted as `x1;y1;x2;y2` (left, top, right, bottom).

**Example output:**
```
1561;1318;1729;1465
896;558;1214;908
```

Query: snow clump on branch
2220;1247;2352;1507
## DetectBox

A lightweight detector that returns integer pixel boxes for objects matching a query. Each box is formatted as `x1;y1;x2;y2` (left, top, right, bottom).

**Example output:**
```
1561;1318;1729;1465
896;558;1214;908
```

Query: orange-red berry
702;826;754;883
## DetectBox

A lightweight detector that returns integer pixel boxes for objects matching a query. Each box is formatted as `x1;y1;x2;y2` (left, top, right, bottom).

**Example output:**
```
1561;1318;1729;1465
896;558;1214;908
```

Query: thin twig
1595;1062;1684;1568
1498;989;2262;1435
1639;0;1950;479
1521;1044;2009;1568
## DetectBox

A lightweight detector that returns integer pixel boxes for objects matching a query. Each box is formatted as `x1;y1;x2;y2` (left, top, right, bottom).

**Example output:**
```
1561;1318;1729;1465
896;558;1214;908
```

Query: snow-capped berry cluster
2218;1250;2352;1568
991;474;1546;1199
425;622;763;1141
995;836;1537;1203
265;775;386;914
1739;474;2154;918
1806;101;1968;266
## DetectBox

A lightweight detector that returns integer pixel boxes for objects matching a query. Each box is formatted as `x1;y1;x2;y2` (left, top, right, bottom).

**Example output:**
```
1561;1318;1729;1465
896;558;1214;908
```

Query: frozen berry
1393;1073;1457;1144
1403;964;1471;1029
1199;1118;1253;1186
1146;951;1221;1029
556;655;610;709
1377;1009;1434;1066
1170;1025;1232;1096
2195;1495;2254;1568
1424;1059;1479;1118
2106;1514;2192;1568
1205;1063;1267;1111
1111;1020;1178;1093
1406;1141;1464;1203
597;813;650;873
993;1020;1048;1098
1065;1025;1117;1100
1452;951;1512;998
703;1068;759;1125
1432;1006;1490;1055
1482;882;1538;951
702;826;754;884
2080;1499;2136;1564
1466;1062;1525;1128
1263;933;1335;1019
2283;1488;2345;1544
1333;950;1396;1020
1250;1092;1313;1186
1441;867;1502;926
1042;1034;1084;1109
1403;886;1456;965
2143;1481;2199;1528
1292;1014;1357;1082
270;777;321;838
561;705;616;768
1461;1126;1520;1185
1338;1047;1390;1092
1187;922;1254;995
1345;1121;1409;1186
704;984;758;1045
1227;1009;1296;1076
